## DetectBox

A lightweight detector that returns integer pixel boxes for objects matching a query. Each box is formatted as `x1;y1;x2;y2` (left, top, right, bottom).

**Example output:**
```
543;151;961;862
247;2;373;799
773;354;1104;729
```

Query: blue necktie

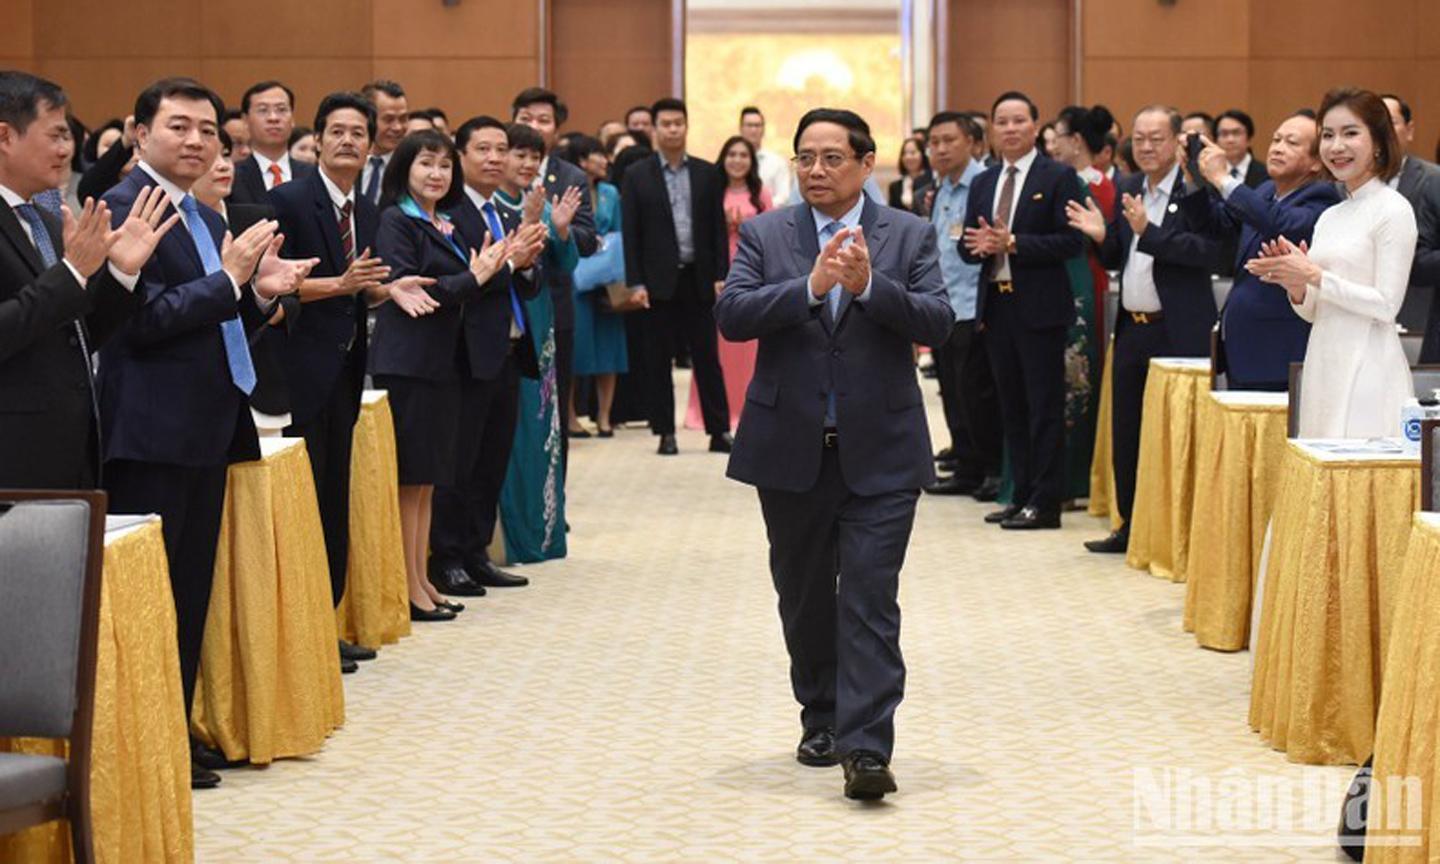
819;220;843;425
179;194;256;395
364;156;384;204
31;188;63;216
481;201;526;336
16;201;98;419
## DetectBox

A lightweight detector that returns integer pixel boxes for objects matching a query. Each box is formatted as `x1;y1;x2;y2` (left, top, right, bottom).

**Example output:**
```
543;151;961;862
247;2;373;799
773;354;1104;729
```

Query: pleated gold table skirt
1126;358;1211;581
336;391;411;649
1369;512;1440;860
1087;339;1121;530
0;519;194;864
191;438;346;764
1250;440;1418;765
1182;390;1289;651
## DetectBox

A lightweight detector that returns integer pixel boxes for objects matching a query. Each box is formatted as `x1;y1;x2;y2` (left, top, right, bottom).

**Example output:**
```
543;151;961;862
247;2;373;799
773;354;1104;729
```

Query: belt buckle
1132;312;1149;324
997;281;1014;294
823;429;838;449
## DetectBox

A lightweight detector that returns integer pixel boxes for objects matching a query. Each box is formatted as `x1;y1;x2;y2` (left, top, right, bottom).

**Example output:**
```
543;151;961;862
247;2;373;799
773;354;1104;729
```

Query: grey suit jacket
714;197;953;495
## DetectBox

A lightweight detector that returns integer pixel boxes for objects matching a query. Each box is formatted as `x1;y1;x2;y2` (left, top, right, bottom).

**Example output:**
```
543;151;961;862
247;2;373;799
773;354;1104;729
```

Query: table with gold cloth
1369;512;1440;859
1249;440;1418;765
1182;390;1289;651
1125;357;1211;581
1087;339;1121;530
191;437;345;765
335;390;410;650
0;518;193;864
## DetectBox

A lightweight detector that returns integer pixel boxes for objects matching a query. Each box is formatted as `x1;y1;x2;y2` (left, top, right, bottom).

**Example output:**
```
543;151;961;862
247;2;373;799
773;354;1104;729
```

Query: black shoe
470;559;528;588
430;565;487;597
1084;530;1129;553
934;446;955;462
435;598;465;612
597;427;614;438
842;751;897;800
191;738;247;771
1001;506;1061;530
410;602;456;622
797;726;840;767
925;474;980;496
191;762;221;789
339;639;376;661
340;656;358;674
709;432;733;453
658;434;678;455
984;503;1023;524
972;477;1002;502
568;426;592;439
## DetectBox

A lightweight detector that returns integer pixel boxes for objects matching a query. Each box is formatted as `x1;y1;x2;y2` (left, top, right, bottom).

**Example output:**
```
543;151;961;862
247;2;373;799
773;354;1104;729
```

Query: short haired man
230;80;315;205
359;79;408;204
625;104;654;146
739;106;791;206
1216;109;1268;188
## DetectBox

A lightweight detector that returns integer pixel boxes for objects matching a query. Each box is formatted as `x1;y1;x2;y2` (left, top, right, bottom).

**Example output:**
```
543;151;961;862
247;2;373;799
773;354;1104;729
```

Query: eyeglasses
792;151;857;171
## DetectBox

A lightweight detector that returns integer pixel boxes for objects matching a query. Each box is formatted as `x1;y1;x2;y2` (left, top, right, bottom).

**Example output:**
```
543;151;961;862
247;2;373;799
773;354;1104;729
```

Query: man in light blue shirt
923;111;1002;498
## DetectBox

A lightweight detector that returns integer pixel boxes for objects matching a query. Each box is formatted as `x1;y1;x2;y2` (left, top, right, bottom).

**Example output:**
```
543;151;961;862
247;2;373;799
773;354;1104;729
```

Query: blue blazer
268;169;378;425
97;168;262;467
714;198;953;495
444;195;541;381
1181;179;1340;385
960;153;1087;329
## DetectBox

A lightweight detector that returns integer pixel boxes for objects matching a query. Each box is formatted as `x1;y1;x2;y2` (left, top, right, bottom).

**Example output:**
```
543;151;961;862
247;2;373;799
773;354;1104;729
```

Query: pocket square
1031;192;1043;200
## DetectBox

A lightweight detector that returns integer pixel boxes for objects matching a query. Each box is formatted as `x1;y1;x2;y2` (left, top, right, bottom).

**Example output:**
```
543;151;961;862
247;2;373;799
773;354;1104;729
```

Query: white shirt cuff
856;275;873;304
107;262;140;291
62;260;84;287
807;275;827;306
228;272;242;301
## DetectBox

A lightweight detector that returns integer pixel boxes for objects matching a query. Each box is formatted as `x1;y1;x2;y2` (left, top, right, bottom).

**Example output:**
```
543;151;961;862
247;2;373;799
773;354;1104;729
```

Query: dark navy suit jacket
444;194;542;381
97;168;263;467
229;155;316;207
714;197;953;495
539;156;597;332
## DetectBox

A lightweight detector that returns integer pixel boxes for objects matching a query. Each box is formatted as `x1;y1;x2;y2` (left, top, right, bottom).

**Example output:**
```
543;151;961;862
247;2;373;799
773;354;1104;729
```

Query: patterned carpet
193;372;1356;861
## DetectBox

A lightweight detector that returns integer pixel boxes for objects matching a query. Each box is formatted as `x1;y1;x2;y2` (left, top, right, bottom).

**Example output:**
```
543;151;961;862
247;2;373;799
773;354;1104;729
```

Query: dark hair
651;97;687;120
454;115;507;152
240;80;294;114
1039;122;1056;146
314;91;376;140
83;117;124;163
1380;94;1411;125
603;129;638;153
1318;86;1404;183
1294;108;1317;120
217;125;233;156
423;107;448;123
134;77;224;129
409;108;437;124
505;122;546;156
740;106;763;122
897;136;929;176
717;135;766;214
562;133;606;167
1217;109;1255;139
990;91;1038;121
288;126;313;147
0;71;67;135
1057;104;1114;155
511;87;568;126
1134;104;1182;135
792;107;876;157
361;80;406;103
625;105;652;124
1118;137;1140;173
222;108;244;125
1184;111;1216;138
380;128;465;210
927;110;978;142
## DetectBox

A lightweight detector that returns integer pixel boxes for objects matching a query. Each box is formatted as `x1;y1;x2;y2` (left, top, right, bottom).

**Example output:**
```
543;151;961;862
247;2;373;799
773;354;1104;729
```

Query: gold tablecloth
0;519;194;864
335;391;411;649
191;438;345;764
1369;512;1440;860
1249;441;1419;765
1087;339;1121;530
1182;391;1289;650
1125;358;1211;581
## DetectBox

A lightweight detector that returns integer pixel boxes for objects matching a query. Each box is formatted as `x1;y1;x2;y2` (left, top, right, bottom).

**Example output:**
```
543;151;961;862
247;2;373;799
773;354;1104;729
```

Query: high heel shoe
568;426;592;439
597;426;614;438
410;602;456;622
434;598;465;613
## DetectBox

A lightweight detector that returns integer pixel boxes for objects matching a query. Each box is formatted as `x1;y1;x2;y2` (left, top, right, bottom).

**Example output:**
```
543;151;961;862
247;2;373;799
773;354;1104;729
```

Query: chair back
1286;362;1304;438
1402;331;1424;365
1411;365;1440;401
1209;325;1225;391
1424;419;1440;512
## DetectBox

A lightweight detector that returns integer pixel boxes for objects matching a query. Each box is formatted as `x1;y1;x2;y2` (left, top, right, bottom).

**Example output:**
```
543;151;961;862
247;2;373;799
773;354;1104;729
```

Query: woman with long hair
887;135;932;214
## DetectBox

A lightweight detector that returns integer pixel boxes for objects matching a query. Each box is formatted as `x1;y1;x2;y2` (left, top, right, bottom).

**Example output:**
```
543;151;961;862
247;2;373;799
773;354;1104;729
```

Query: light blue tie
819;220;842;426
179;194;256;395
481;201;526;336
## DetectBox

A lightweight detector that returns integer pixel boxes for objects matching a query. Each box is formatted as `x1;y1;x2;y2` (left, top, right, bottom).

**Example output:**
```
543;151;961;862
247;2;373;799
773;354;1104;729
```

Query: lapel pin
548;174;556;184
1167;203;1178;214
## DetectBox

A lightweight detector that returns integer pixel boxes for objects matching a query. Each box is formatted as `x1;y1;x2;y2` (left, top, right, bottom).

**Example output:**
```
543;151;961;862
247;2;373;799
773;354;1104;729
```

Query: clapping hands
1244;235;1320;305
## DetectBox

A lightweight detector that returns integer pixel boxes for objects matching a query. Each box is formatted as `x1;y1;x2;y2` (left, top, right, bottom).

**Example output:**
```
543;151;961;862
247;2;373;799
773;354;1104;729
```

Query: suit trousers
104;458;228;719
285;359;362;608
757;447;918;761
984;289;1067;512
1111;316;1174;526
430;354;521;571
637;265;729;436
932;318;1002;483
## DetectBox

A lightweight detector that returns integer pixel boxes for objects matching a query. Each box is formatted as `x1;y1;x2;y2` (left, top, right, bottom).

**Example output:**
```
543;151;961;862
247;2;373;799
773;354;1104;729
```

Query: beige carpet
194;372;1357;861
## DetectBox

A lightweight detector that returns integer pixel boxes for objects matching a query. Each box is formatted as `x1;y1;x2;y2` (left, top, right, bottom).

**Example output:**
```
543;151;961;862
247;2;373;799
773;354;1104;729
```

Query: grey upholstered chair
1423;419;1440;512
0;489;106;863
1410;365;1440;402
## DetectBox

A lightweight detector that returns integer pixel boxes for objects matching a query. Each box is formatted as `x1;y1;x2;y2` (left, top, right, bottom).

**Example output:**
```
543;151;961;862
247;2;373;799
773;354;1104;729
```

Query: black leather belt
823;428;839;449
1128;311;1164;324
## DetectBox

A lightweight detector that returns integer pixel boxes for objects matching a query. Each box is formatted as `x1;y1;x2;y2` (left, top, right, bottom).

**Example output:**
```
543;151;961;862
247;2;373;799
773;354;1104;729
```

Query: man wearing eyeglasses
715;108;952;801
228;80;314;205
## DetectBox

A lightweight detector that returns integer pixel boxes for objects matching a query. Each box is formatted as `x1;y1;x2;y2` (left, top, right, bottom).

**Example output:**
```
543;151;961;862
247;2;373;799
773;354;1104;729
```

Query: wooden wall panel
371;0;537;60
200;59;375;120
36;58;205;125
1084;0;1248;59
943;0;1069;117
203;0;372;59
1249;0;1410;59
372;59;540;124
0;0;34;60
1082;59;1250;132
33;0;199;59
551;0;672;139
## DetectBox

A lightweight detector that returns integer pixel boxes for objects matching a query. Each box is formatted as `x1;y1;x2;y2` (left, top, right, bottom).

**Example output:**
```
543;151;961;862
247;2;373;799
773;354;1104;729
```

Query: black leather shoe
934;446;955;462
430;565;487;597
470;559;528;588
339;639;376;661
410;602;456;622
435;598;465;612
796;726;840;767
842;751;897;800
340;656;358;674
984;503;1023;524
709;432;733;453
191;762;221;790
1001;506;1061;530
925;474;980;496
568;426;593;439
1084;530;1129;553
657;434;678;455
972;477;1001;502
191;738;247;771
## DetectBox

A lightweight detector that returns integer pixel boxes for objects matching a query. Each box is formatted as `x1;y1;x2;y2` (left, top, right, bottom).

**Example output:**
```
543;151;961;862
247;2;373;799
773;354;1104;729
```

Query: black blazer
960;152;1086;329
0;200;140;488
1096;171;1220;355
540;156;597;332
219;200;295;418
1241;157;1269;189
444;194;541;381
267;170;378;425
368;205;482;381
77;139;134;204
887;170;934;214
229;155;316;207
97;169;264;468
620;152;729;301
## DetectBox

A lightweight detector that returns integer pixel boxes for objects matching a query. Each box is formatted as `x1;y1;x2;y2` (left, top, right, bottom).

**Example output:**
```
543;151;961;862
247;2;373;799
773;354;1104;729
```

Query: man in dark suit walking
98;77;314;789
1067;105;1220;554
0;71;176;490
961;91;1086;530
1380;94;1440;357
621;97;732;455
715;108;951;801
228;80;315;206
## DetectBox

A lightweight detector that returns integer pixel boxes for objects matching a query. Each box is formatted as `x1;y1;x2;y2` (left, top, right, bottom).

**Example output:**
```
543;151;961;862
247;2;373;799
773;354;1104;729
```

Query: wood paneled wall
550;0;673;139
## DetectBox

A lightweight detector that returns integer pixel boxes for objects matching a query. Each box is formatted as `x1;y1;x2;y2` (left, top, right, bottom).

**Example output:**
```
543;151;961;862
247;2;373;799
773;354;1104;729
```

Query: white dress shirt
253;150;294;190
1120;162;1180;314
1228;152;1253;182
0;184;138;291
138;160;242;299
991;147;1038;282
756;148;791;207
319;166;356;247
